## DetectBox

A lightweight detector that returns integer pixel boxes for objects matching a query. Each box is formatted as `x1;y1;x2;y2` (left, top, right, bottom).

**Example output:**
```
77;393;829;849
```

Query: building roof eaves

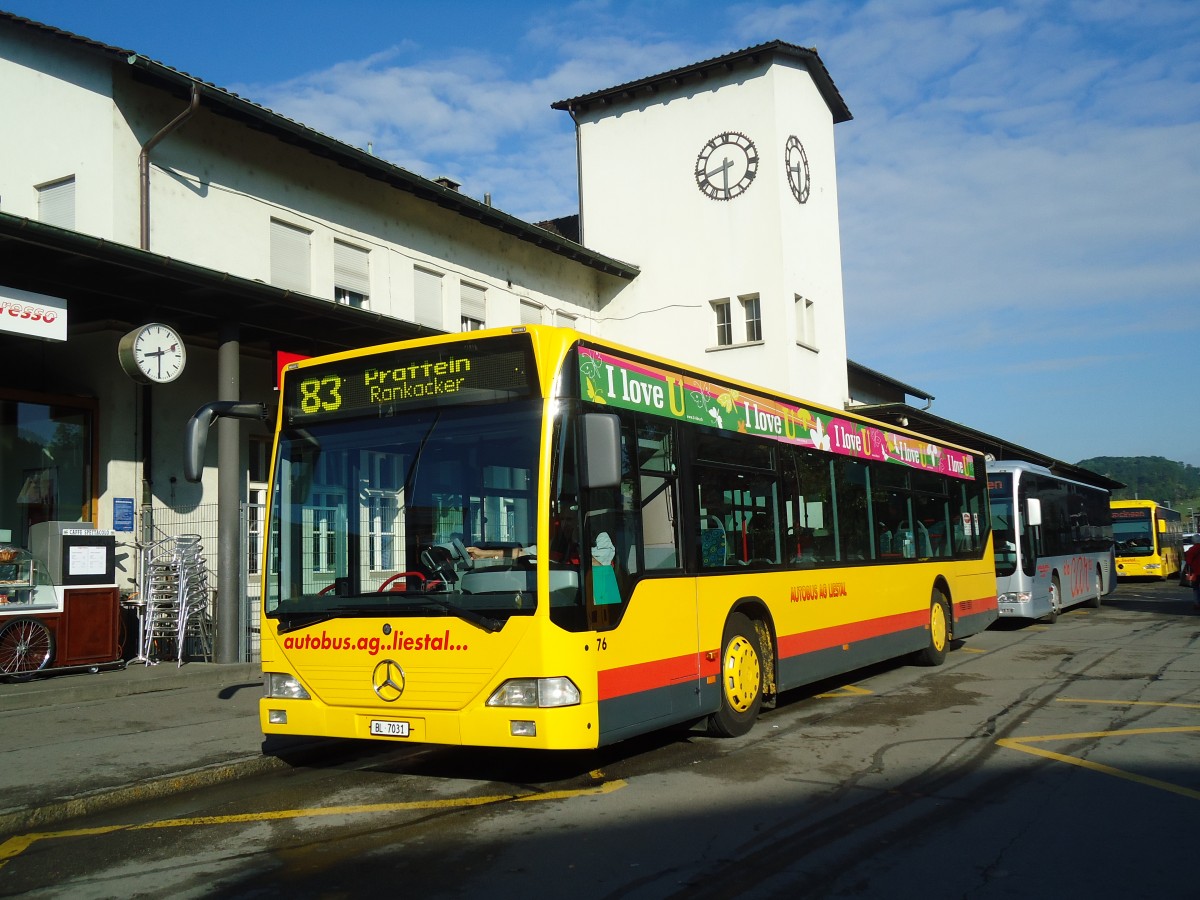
847;359;934;403
551;40;852;124
0;211;434;352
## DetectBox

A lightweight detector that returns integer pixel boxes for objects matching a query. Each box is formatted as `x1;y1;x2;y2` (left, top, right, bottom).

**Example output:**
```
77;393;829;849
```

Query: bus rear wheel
1085;568;1102;608
913;590;950;667
707;612;763;738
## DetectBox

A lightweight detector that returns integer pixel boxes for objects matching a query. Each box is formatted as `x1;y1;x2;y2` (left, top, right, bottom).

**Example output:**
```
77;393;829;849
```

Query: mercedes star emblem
372;659;406;702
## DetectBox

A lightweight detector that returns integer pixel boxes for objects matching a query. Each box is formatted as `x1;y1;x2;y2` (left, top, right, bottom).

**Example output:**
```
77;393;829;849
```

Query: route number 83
298;375;343;414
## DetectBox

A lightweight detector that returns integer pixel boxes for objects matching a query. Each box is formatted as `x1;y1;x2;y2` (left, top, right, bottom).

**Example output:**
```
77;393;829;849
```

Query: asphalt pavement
0;660;329;838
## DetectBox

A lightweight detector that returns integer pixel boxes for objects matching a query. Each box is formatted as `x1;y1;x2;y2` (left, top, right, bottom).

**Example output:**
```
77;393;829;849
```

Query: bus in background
987;461;1114;623
187;326;997;749
1111;500;1184;580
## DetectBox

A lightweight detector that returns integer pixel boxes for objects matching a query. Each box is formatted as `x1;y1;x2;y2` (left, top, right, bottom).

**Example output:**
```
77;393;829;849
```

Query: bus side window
835;458;872;561
635;419;680;571
784;450;834;567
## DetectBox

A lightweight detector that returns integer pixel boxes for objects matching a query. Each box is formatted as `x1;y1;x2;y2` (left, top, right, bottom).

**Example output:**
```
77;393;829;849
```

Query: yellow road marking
1058;697;1200;710
0;779;626;870
960;647;987;654
998;698;1200;801
816;684;873;699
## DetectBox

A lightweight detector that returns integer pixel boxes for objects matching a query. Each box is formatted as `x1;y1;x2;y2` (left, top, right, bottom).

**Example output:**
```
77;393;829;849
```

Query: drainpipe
139;82;200;251
135;82;200;585
566;108;584;244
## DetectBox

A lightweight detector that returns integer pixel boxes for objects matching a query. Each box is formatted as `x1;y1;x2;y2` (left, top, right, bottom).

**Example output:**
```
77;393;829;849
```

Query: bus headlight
487;677;581;708
264;672;311;700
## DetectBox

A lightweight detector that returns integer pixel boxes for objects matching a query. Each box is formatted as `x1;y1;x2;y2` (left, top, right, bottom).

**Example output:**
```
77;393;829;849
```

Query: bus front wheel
1042;576;1061;624
707;612;764;738
913;590;951;667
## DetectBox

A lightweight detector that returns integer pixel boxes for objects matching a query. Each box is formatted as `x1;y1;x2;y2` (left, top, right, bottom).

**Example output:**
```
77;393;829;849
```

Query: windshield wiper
276;611;338;634
274;597;500;634
409;597;501;633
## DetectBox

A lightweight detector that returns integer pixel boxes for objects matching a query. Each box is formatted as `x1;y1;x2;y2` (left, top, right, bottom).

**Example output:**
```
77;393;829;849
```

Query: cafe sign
0;285;67;342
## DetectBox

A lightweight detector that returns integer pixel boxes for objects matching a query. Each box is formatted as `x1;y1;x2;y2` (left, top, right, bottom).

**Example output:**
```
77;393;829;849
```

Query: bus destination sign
579;345;977;480
285;335;537;424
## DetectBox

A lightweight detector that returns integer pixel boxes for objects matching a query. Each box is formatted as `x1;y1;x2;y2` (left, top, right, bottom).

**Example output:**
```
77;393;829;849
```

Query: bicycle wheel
0;617;56;677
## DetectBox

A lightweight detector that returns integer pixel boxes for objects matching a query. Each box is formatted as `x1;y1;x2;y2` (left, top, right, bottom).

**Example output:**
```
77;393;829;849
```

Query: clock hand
146;347;165;377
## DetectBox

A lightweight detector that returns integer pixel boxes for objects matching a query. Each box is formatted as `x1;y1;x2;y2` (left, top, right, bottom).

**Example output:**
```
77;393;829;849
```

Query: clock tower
554;42;852;409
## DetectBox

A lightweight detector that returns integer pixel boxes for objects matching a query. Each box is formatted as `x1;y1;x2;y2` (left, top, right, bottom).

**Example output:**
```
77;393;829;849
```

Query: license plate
370;719;410;737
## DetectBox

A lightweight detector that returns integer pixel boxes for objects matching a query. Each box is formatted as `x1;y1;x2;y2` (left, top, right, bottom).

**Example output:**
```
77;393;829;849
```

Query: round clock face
695;131;759;201
118;323;187;384
785;136;811;204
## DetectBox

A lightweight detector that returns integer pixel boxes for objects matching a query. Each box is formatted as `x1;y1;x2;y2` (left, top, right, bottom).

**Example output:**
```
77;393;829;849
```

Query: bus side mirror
1026;498;1042;528
184;401;269;482
581;412;621;490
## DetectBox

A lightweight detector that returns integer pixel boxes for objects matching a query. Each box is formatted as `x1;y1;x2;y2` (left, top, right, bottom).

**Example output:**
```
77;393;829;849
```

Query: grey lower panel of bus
774;628;924;694
598;680;705;746
598;628;925;745
955;606;996;639
596;613;999;745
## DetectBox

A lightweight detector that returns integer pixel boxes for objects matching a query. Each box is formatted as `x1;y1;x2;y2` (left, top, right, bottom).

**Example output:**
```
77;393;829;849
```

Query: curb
0;736;340;840
0;754;280;839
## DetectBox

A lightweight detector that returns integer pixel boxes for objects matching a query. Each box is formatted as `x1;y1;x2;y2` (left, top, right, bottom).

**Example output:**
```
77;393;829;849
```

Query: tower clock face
695;131;759;201
785;135;811;204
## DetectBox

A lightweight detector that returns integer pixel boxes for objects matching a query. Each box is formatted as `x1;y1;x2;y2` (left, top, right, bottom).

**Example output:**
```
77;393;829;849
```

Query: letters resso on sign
1;301;58;322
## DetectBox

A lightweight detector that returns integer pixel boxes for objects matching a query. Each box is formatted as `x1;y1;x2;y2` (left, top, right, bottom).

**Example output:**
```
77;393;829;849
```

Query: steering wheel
449;537;474;570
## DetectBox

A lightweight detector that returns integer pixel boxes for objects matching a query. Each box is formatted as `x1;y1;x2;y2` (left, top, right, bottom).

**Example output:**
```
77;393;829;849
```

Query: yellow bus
1111;499;1183;579
188;326;997;749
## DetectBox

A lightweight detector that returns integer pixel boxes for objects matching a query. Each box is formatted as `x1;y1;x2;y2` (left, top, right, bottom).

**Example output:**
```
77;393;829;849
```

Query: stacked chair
139;534;214;666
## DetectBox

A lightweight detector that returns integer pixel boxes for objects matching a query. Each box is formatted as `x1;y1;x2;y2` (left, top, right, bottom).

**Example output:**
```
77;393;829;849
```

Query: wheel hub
723;635;761;713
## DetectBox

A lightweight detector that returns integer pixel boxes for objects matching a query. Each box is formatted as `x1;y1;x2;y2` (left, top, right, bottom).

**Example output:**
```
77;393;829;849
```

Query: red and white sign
0;285;67;342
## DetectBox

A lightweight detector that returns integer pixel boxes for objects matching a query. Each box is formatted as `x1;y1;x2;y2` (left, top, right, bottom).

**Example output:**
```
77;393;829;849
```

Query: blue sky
7;1;1199;468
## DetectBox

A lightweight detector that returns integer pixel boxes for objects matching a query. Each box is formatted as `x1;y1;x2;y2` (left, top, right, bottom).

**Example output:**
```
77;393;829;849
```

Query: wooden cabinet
59;587;121;665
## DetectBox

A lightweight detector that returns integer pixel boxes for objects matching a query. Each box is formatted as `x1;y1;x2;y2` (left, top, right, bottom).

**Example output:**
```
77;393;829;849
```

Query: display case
0;544;122;678
0;545;59;611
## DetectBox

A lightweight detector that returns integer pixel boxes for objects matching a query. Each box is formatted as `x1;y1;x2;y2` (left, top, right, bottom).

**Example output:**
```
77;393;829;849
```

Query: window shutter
414;268;443;328
38;177;76;230
334;241;370;297
520;300;543;326
460;282;486;323
271;220;311;292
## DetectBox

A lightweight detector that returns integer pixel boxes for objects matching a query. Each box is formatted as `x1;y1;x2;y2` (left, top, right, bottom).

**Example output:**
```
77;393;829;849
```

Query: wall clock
118;323;187;384
695;131;758;201
785;136;811;204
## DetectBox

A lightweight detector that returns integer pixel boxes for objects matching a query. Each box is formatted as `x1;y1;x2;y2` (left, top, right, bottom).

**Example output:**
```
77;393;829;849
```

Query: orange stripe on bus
598;654;709;701
598;594;996;702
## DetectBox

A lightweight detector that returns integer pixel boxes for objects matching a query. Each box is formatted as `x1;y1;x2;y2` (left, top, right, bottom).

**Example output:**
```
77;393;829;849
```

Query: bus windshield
987;473;1017;577
263;400;544;628
1113;510;1153;556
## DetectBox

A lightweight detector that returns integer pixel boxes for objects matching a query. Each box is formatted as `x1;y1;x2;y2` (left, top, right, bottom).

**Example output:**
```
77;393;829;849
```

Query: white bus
987;460;1115;622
